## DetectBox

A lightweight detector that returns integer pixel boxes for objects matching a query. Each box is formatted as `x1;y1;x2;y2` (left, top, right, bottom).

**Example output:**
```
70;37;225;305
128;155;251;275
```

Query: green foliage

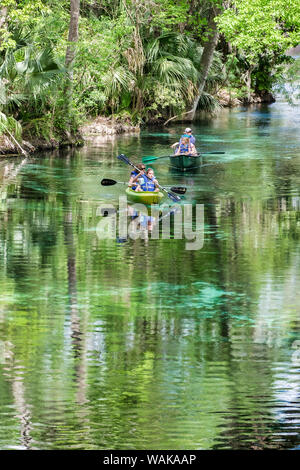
0;37;66;139
145;83;186;121
71;19;209;120
215;0;300;99
0;111;22;139
197;91;221;112
148;0;190;31
275;57;300;105
0;0;52;51
1;0;300;144
216;0;300;61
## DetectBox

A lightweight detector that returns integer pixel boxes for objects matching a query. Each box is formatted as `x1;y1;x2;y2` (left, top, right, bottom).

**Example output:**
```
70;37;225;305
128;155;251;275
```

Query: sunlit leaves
0;111;22;139
275;57;300;105
216;0;300;61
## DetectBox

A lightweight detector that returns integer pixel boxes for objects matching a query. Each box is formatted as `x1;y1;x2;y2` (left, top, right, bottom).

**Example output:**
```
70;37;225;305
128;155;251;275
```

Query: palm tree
0;40;64;149
142;32;222;122
64;0;81;133
184;4;222;121
102;31;203;121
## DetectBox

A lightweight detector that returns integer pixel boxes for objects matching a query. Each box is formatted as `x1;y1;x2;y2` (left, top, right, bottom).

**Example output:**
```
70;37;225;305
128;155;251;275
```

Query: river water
0;99;299;450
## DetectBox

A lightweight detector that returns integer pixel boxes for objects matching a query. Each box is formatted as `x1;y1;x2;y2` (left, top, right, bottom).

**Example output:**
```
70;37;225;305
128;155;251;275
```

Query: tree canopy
216;0;300;60
0;0;300;149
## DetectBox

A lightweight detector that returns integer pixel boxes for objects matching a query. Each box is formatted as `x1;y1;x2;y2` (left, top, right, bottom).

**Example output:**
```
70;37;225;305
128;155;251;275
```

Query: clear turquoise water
0;101;299;450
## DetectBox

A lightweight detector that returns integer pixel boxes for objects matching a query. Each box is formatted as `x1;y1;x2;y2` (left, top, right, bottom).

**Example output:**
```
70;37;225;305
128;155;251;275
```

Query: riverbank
0;117;140;157
0;92;275;156
79;117;140;141
217;89;275;107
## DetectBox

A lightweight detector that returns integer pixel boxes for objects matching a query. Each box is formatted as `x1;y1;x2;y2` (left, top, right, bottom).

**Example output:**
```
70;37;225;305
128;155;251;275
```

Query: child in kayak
135;168;160;192
175;136;197;155
171;127;196;154
144;168;159;192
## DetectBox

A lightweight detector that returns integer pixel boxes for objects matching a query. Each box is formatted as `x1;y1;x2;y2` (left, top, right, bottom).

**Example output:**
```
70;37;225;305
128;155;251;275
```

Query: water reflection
0;102;300;449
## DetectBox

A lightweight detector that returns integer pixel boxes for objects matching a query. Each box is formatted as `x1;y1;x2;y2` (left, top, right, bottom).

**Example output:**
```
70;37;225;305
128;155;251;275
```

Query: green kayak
126;187;164;205
169;154;202;170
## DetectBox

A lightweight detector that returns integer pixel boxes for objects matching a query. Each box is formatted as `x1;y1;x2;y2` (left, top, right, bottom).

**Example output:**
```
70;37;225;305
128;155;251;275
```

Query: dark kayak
169;154;202;170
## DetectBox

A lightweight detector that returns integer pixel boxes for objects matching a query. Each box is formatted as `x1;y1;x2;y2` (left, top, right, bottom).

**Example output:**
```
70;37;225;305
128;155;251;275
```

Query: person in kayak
136;167;159;192
145;168;159;192
171;127;196;153
183;127;196;145
175;136;197;155
128;163;146;191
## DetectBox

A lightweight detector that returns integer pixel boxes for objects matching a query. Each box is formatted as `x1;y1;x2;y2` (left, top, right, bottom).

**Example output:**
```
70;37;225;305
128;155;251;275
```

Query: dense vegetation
0;0;299;148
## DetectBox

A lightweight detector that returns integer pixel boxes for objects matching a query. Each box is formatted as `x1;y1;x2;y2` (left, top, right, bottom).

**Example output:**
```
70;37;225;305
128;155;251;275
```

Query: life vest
140;175;156;192
178;142;190;154
130;170;139;190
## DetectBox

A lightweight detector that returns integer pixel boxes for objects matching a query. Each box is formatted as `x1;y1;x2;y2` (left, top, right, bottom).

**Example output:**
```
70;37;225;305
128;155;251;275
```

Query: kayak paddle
101;178;127;186
142;151;225;164
117;154;182;202
101;178;186;195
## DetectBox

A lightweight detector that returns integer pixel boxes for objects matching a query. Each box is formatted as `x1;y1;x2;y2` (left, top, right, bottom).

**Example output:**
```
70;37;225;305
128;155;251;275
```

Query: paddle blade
117;153;130;164
170;186;186;194
101;178;117;186
142;155;174;163
142;156;160;163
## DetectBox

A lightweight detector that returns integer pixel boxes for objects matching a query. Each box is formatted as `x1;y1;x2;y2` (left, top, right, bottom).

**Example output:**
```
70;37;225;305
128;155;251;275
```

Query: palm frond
153;55;198;86
0;44;65;113
197;92;221;112
0;80;27;108
145;39;160;63
145;32;197;64
103;66;135;95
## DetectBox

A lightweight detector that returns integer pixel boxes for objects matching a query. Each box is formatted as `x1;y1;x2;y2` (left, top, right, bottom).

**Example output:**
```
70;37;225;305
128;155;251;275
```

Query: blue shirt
130;170;140;190
181;134;196;145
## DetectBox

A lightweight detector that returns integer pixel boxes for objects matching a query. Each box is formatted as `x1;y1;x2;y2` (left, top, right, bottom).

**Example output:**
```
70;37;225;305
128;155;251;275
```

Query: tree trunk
185;6;221;121
0;6;7;28
244;68;252;103
64;0;80;131
0;6;8;48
